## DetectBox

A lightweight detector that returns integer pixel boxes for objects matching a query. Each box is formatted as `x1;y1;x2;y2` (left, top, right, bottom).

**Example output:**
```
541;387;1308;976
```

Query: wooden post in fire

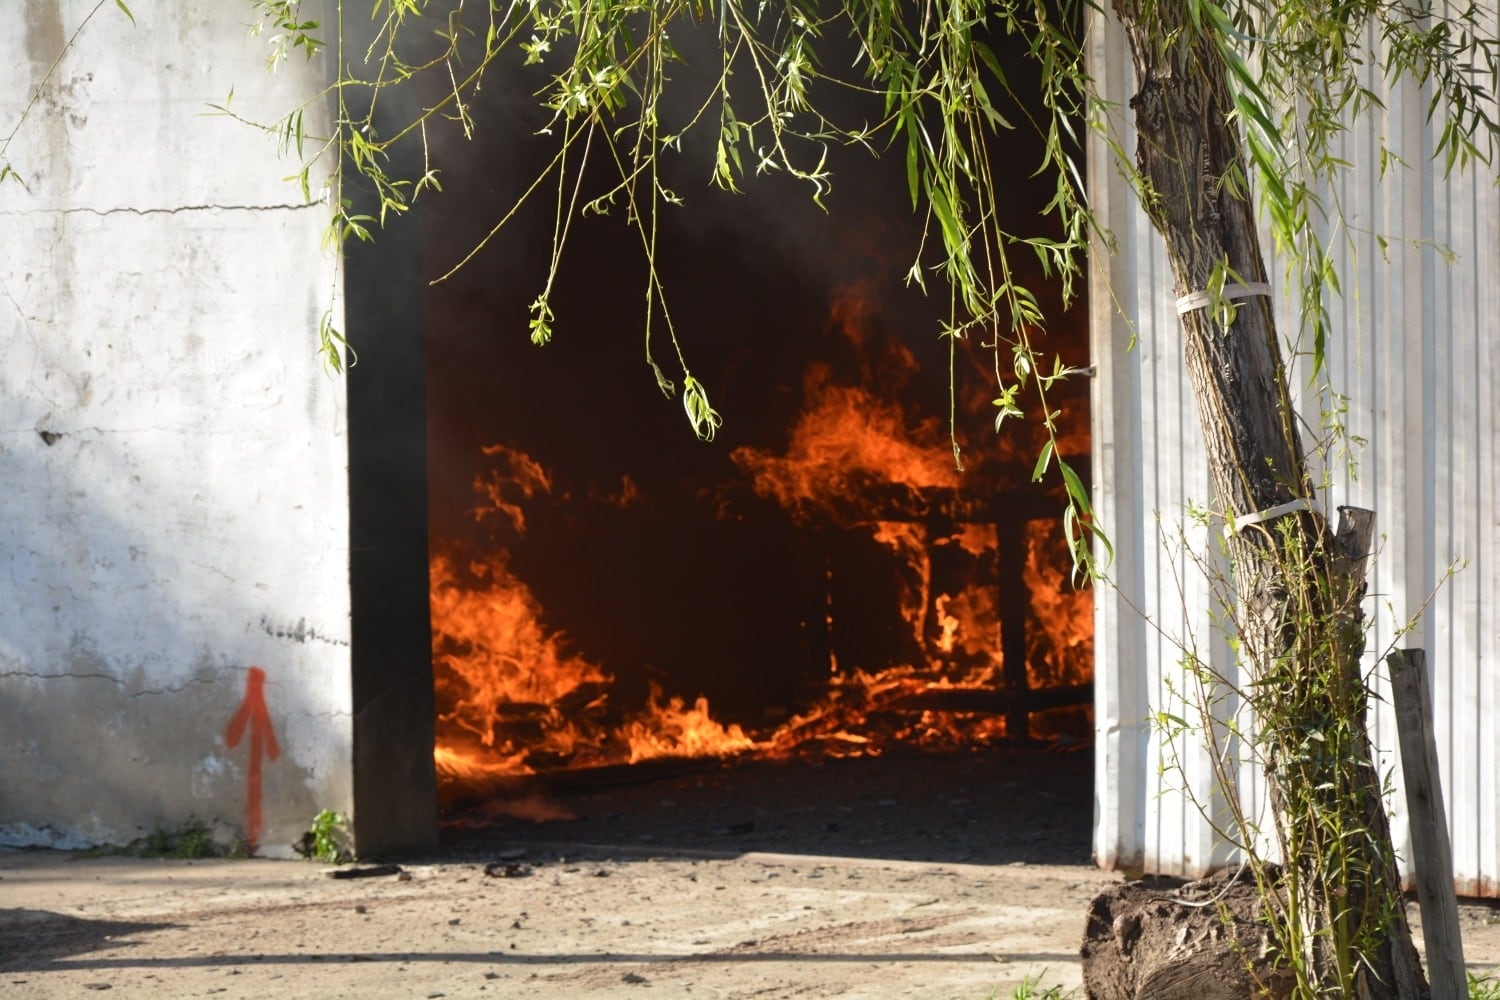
997;521;1031;740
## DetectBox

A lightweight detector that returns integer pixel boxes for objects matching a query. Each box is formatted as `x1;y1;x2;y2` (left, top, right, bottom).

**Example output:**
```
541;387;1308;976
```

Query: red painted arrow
224;666;281;853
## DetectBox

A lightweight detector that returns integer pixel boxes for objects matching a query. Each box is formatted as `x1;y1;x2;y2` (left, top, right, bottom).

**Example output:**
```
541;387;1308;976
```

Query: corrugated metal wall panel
1088;8;1245;878
1089;6;1500;891
1474;87;1500;895
1086;10;1145;873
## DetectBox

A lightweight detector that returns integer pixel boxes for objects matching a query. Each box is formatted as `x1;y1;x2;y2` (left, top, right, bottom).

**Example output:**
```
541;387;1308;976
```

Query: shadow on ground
438;743;1093;867
0;910;178;971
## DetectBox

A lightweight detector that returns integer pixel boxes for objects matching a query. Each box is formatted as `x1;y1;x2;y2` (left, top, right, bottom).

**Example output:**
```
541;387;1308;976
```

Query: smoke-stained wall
0;3;351;855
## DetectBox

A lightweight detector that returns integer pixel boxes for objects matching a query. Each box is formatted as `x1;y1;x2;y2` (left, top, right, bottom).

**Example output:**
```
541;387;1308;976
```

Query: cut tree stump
1080;867;1295;1000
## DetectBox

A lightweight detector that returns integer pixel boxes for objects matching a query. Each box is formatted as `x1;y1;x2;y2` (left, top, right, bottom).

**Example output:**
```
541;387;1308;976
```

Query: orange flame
431;551;611;772
1024;519;1093;689
732;363;958;512
432;278;1093;797
472;445;552;533
625;684;757;763
431;504;763;781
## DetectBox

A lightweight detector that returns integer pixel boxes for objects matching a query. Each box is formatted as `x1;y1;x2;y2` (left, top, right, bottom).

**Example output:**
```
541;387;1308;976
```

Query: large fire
430;284;1092;794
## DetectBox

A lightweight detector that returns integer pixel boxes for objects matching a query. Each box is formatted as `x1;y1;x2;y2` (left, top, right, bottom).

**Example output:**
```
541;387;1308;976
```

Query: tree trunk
1106;3;1427;996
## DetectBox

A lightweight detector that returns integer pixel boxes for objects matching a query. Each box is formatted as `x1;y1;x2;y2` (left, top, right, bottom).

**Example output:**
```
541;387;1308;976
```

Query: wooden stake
1390;648;1468;999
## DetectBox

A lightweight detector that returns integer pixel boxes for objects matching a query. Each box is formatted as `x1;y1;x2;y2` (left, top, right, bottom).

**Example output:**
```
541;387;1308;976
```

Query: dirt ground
4;747;1500;998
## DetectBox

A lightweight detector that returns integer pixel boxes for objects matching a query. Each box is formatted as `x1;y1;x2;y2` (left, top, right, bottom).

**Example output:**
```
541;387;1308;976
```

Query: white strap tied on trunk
1176;282;1273;316
1224;496;1319;538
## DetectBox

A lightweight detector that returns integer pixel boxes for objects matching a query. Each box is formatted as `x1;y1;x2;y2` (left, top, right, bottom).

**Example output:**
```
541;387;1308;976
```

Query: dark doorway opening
345;13;1095;864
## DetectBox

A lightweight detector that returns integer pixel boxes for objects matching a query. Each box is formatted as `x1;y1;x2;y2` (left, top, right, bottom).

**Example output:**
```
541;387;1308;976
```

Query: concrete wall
1;2;351;855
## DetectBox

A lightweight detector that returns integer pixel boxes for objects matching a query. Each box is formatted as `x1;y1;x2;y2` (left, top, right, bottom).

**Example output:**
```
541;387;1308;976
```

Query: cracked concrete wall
1;2;352;855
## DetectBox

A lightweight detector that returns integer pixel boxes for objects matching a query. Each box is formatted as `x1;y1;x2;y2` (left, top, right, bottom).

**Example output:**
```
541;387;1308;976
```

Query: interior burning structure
342;16;1095;856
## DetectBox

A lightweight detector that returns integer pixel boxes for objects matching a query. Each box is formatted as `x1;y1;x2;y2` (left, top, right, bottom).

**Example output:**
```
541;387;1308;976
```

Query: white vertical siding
1090;6;1500;894
1087;10;1238;876
1086;6;1147;871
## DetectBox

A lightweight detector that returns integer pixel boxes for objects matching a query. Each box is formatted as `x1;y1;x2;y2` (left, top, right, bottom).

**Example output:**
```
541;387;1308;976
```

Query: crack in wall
0;670;122;683
0;202;324;218
0;670;224;698
125;674;223;698
0;426;240;437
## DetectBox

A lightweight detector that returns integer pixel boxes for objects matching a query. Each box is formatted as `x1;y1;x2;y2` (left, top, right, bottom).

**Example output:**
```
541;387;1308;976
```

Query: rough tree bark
1103;3;1427;997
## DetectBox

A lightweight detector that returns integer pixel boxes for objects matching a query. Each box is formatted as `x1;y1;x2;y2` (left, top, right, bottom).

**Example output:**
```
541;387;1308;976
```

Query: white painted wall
0;2;350;855
1090;8;1500;894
